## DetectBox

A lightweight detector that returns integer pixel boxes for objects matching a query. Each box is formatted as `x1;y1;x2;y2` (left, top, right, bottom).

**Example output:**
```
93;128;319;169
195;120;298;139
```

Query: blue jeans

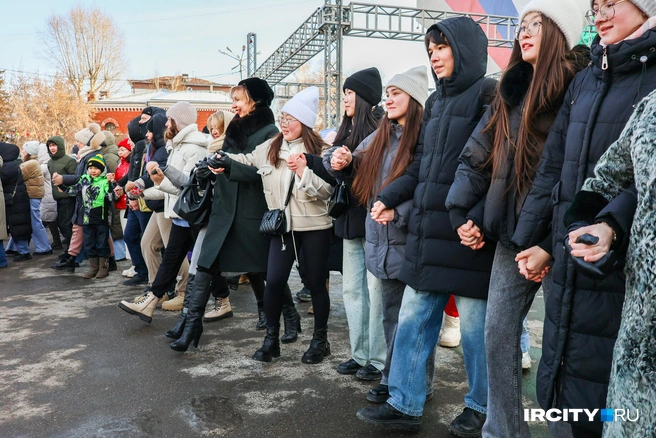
114;239;127;260
0;240;6;267
521;317;530;354
342;238;386;370
124;208;151;277
388;286;488;417
29;198;52;253
83;224;110;258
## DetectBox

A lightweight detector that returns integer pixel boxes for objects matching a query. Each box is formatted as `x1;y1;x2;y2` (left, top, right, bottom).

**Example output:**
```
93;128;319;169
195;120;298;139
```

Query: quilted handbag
259;174;295;236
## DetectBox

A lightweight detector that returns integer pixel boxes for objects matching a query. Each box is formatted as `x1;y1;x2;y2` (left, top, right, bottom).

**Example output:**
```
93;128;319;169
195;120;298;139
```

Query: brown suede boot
95;257;109;279
83;258;99;279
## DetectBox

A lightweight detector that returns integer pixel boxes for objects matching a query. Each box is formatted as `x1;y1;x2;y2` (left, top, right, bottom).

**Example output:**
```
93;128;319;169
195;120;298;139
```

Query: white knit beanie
521;0;589;50
628;0;656;17
166;101;197;131
281;86;319;128
75;123;101;146
22;140;40;157
386;66;429;108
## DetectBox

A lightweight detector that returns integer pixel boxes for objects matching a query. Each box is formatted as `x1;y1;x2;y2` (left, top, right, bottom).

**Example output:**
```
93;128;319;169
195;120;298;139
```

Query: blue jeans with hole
387;285;488;417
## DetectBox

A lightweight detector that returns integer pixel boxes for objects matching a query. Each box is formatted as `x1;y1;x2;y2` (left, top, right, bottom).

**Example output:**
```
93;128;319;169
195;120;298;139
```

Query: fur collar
223;106;275;152
500;62;533;108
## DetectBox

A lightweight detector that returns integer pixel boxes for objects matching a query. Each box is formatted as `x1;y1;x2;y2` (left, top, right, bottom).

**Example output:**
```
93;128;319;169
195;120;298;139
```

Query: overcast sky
1;0;438;95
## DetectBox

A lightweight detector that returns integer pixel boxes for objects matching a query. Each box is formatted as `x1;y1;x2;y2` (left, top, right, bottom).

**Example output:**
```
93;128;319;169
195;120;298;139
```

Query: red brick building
91;89;233;137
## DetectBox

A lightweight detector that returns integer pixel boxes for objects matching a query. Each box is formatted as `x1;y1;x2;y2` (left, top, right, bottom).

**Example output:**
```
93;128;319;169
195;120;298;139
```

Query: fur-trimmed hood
223;106;275;152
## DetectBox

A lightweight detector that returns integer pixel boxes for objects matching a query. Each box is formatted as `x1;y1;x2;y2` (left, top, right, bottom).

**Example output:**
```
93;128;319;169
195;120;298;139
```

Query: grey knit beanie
166;102;197;131
386;66;429;108
75;123;101;146
522;0;589;49
629;0;656;17
22;140;40;157
281;86;319;128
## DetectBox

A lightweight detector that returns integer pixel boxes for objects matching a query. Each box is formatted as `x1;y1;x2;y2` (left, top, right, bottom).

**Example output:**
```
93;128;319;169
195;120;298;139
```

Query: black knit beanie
238;77;274;107
343;67;383;107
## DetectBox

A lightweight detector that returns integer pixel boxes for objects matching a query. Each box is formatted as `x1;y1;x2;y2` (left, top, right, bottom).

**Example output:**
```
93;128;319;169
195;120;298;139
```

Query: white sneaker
522;351;532;369
122;266;136;278
439;313;461;348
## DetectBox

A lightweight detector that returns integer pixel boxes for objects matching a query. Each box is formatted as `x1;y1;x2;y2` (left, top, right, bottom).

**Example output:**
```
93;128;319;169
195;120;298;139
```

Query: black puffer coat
512;29;656;433
376;17;496;298
0;142;32;240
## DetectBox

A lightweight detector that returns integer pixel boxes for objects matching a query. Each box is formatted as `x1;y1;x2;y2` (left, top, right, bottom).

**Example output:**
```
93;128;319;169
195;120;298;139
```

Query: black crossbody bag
259;173;295;236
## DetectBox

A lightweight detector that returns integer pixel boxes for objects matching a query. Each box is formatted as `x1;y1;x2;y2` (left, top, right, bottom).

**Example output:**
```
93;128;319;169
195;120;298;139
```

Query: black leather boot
170;272;212;352
448;407;486;438
50;253;76;272
301;327;330;364
280;304;301;343
250;273;267;330
252;324;280;362
108;256;117;272
256;305;267;330
164;274;194;340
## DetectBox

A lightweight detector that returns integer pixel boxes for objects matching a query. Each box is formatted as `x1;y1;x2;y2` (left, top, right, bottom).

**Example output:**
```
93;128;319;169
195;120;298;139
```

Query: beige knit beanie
166;102;197;131
386;66;429;108
75;123;101;146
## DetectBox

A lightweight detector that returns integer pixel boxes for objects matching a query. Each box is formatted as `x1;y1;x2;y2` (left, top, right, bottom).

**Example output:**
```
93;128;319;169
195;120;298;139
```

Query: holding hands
52;172;63;186
145;161;164;185
568;223;614;262
515;246;552;282
330;146;352;171
287;153;307;177
457;220;485;250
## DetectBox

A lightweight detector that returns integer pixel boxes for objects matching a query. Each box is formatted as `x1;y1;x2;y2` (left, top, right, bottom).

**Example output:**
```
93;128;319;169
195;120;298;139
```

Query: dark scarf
223;106;275;152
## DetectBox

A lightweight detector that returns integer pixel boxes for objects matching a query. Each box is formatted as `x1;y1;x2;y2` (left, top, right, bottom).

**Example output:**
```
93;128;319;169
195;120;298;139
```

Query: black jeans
56;197;76;250
150;223;195;299
266;229;331;331
83;224;110;258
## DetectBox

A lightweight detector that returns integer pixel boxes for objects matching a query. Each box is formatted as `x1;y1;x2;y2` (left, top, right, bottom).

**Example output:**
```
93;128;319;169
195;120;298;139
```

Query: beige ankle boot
95;257;109;279
83;258;99;279
118;291;160;323
162;292;184;311
203;296;234;322
438;313;461;348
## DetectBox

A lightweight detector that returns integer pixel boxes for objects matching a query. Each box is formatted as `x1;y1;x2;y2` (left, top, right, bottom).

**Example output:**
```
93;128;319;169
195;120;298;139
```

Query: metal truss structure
249;1;519;127
246;33;257;78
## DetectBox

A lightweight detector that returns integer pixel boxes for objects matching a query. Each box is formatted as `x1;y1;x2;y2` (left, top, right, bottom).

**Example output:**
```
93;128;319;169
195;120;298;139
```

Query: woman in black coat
0;142;32;260
512;2;656;436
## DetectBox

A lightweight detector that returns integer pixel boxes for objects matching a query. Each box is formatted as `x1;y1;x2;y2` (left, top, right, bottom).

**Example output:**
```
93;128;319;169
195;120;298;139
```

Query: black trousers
150;223;195;299
83;224;110;258
265;229;331;331
56;197;76;250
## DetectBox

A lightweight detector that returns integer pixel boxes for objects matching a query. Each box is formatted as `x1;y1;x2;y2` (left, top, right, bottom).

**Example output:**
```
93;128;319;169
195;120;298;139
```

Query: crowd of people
1;0;656;436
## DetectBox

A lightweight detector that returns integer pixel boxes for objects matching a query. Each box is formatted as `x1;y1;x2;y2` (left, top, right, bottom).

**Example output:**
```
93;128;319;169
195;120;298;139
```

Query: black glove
207;150;232;170
564;233;619;280
195;158;215;182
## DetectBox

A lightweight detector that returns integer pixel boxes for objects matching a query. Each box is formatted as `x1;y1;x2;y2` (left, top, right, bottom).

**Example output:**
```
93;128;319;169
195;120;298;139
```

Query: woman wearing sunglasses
211;87;334;364
445;0;591;436
511;0;656;436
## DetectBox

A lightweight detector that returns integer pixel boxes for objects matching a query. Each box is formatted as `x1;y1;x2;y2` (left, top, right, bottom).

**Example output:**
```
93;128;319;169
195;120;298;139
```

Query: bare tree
7;72;91;147
0;71;11;141
40;5;126;101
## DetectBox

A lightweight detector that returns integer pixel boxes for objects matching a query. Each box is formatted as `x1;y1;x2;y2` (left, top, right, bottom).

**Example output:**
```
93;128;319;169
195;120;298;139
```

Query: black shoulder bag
173;172;213;227
327;179;349;218
259;173;295;236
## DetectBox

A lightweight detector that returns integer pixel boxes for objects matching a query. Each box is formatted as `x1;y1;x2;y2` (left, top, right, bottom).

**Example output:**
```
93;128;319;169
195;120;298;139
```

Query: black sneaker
448;407;486;438
337;358;363;375
356;364;382;381
34;249;53;256
5;249;18;255
296;286;312;302
14;253;33;262
123;275;148;286
367;384;389;403
356;403;421;431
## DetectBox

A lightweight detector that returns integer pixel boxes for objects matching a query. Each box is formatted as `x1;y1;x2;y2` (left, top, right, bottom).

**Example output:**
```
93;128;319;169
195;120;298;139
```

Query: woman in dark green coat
167;78;298;352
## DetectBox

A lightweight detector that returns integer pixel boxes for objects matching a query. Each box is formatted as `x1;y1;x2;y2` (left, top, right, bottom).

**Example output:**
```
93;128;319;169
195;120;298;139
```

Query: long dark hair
351;97;423;205
267;125;327;167
485;14;579;198
333;94;380;150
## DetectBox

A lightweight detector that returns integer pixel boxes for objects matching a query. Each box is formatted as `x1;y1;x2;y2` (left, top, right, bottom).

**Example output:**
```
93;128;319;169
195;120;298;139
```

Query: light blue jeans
342;238;386;371
388;286;488;417
114;239;127;260
521;317;530;354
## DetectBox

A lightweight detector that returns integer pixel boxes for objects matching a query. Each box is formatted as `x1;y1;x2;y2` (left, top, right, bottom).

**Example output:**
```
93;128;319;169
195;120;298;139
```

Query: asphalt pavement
0;253;551;438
